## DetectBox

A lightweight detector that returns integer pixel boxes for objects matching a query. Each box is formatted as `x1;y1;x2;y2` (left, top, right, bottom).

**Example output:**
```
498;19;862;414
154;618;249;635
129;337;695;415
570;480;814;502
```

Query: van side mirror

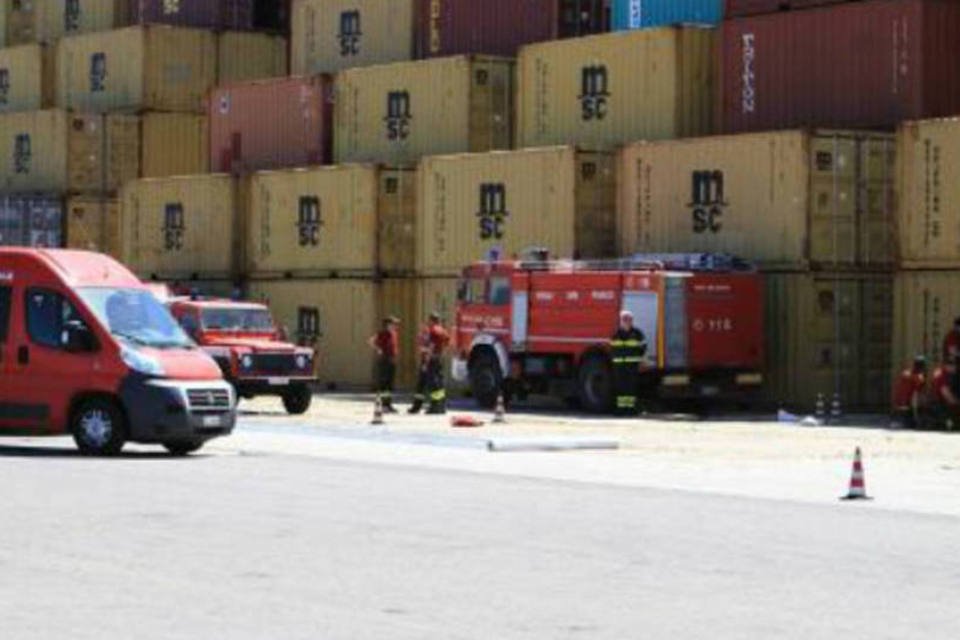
62;320;95;353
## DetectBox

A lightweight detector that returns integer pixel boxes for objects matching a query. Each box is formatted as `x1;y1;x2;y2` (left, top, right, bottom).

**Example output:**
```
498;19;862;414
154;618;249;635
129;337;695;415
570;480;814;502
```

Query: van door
0;282;18;427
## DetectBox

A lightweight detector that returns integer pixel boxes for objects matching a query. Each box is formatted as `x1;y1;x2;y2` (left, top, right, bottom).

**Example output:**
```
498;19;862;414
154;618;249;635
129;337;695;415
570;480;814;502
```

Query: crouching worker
930;359;960;431
891;355;927;429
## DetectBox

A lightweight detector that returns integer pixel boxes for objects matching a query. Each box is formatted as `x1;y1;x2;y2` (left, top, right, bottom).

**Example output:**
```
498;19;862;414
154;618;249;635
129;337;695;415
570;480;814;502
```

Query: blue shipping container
611;0;722;30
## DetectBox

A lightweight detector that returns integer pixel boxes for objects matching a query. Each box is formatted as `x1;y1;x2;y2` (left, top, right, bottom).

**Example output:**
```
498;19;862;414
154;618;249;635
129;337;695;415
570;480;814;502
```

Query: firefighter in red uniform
930;358;960;431
408;312;451;415
368;316;400;413
610;310;648;415
891;355;927;429
942;317;960;395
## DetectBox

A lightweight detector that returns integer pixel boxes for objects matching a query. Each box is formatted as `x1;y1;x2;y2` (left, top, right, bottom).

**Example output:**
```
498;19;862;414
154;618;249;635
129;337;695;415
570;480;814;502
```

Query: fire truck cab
452;255;765;412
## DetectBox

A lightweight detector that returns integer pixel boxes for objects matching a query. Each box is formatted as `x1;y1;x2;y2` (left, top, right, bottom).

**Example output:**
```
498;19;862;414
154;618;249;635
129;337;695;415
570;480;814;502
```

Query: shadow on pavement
0;443;206;459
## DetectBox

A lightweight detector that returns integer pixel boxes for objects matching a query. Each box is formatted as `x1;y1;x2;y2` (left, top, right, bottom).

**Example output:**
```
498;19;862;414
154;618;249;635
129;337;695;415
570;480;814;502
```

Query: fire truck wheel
282;384;313;415
163;440;205;456
469;350;503;409
578;354;614;414
71;397;127;456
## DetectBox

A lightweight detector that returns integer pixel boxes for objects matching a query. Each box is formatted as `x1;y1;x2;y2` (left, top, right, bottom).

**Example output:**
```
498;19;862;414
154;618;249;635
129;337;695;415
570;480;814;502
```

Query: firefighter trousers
612;363;640;415
425;357;446;413
375;357;396;409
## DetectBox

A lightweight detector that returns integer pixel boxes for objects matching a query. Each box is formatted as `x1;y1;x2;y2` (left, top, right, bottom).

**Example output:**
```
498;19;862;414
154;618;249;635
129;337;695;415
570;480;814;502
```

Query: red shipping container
209;75;333;174
416;0;610;58
720;0;960;133
129;0;255;30
724;0;847;17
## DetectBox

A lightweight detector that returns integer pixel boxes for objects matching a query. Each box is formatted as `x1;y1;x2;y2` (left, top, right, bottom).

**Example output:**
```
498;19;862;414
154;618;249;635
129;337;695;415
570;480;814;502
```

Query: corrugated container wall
896;118;960;268
893;271;960;376
612;0;721;30
0;44;55;113
127;0;255;30
0;3;7;48
617;130;896;270
720;0;960;133
417;0;610;58
0;194;62;247
120;174;237;279
248;279;378;388
378;167;417;275
0;110;139;194
56;25;217;113
725;0;849;17
210;75;332;173
291;0;415;75
335;55;513;165
7;0;126;45
412;147;616;276
216;32;288;85
765;272;892;412
517;27;715;150
65;196;120;258
246;165;380;277
141;113;209;178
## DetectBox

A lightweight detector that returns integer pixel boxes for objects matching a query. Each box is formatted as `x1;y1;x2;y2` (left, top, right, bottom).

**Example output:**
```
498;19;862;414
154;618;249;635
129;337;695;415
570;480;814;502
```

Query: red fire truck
451;255;765;412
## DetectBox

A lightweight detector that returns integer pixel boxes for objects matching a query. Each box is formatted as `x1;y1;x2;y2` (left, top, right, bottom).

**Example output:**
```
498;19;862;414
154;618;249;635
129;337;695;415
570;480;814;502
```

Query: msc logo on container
477;183;509;240
163;203;185;251
0;69;10;105
297;307;321;346
579;65;609;121
338;11;362;57
90;52;107;93
64;0;81;32
13;133;31;174
688;171;727;234
385;91;412;141
297;196;323;247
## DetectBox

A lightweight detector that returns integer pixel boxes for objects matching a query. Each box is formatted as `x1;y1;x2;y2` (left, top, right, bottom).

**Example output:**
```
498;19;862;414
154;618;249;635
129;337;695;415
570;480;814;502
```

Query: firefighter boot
426;401;446;415
407;397;424;414
382;398;398;414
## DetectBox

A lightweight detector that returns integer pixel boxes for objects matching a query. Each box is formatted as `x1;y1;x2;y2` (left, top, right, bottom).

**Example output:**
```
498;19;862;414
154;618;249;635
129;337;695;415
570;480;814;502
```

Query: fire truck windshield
201;307;275;332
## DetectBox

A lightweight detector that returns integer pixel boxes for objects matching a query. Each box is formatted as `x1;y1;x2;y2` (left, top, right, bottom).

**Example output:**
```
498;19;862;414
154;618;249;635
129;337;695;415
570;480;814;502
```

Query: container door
663;277;688;369
622;290;658;364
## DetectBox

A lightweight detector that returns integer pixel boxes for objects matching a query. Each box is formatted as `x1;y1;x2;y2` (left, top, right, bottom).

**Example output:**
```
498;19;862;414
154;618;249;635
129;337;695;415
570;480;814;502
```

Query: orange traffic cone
841;447;871;501
371;394;385;426
492;394;507;424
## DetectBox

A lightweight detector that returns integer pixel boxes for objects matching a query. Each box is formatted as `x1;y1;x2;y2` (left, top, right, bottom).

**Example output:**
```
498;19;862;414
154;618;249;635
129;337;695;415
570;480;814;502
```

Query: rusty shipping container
0;193;62;247
141;112;209;178
0;109;140;194
120;174;238;279
765;272;892;412
127;0;254;30
335;55;513;165
418;0;610;58
720;0;960;134
408;147;615;276
0;44;56;113
726;0;849;17
210;75;332;173
292;0;415;75
893;270;960;377
7;0;126;45
617;130;896;270
517;27;716;150
57;25;217;113
216;32;288;85
65;196;120;258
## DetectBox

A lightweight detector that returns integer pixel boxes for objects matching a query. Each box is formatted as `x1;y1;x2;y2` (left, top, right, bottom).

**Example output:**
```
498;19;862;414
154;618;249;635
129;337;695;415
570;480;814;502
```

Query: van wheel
282;384;313;415
469;350;503;409
72;398;127;456
578;354;613;414
164;440;204;456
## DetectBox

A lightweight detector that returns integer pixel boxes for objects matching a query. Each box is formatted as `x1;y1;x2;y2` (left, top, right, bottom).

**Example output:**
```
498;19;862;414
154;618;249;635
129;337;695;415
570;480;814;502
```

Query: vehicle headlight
296;354;310;369
121;346;165;376
240;354;254;369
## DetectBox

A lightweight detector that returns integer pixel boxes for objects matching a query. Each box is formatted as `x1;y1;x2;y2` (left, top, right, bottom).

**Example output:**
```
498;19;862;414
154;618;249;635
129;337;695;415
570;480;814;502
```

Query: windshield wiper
113;331;149;346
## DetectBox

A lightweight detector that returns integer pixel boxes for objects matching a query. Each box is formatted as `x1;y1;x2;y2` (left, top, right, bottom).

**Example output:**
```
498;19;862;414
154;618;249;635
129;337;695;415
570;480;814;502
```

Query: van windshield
202;307;274;332
77;287;193;349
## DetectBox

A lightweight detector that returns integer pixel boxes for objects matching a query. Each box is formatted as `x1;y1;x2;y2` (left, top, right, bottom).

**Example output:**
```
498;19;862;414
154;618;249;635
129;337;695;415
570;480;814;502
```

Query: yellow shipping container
765;272;892;412
7;0;125;45
217;32;288;85
896;118;960;268
0;44;55;112
291;0;415;75
335;55;513;164
141;112;209;178
517;27;716;150
618;130;896;270
57;25;217;113
410;147;616;276
65;196;120;258
248;278;379;388
892;270;960;376
0;109;139;193
120;174;237;279
378;167;417;275
246;165;382;276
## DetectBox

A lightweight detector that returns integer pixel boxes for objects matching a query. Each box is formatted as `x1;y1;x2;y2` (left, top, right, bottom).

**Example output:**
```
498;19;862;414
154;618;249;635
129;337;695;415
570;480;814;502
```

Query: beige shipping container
892;270;960;376
246;165;381;277
0;44;55;112
618;130;896;270
0;109;139;193
120;174;237;278
57;25;217;113
248;278;379;388
7;0;125;45
291;0;415;75
378;167;417;275
764;272;892;412
65;196;121;258
217;32;288;85
410;147;616;276
896;118;960;268
517;27;716;150
0;2;7;48
141;112;209;177
335;55;513;165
